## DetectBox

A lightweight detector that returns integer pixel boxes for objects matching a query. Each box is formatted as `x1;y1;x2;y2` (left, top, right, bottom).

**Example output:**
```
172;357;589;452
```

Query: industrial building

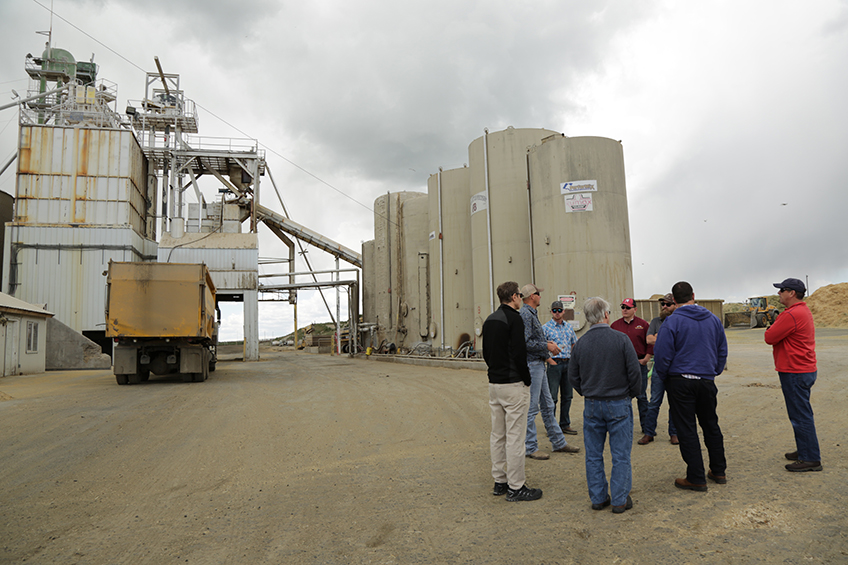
0;41;361;368
362;127;634;355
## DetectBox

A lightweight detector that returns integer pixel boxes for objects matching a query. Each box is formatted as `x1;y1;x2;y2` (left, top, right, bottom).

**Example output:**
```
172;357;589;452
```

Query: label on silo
429;231;436;241
565;193;593;213
561;180;598;193
470;192;488;215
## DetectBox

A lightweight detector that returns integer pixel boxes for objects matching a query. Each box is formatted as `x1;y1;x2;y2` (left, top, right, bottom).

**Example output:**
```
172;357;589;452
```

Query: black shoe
591;495;611;510
612;495;633;514
785;460;822;472
493;482;509;496
784;450;799;461
506;484;543;502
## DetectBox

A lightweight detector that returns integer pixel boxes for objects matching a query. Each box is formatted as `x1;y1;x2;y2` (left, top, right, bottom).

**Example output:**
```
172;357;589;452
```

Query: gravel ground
0;329;846;564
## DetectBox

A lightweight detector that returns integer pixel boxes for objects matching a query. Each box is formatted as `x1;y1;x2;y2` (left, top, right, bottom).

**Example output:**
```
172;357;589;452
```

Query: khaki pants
489;382;531;490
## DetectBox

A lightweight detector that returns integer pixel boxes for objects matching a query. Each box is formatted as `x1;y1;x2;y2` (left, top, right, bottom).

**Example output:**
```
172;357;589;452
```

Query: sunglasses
621;305;634;310
779;288;792;294
551;308;563;313
659;302;671;307
516;292;524;298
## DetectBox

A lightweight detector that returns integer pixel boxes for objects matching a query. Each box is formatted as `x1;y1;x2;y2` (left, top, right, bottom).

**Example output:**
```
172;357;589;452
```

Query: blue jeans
583;398;633;507
546;359;573;428
779;371;821;462
526;360;567;453
643;374;677;438
635;363;649;434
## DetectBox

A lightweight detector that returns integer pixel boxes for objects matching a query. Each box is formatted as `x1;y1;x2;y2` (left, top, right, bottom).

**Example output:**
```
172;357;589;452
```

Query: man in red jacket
764;278;821;472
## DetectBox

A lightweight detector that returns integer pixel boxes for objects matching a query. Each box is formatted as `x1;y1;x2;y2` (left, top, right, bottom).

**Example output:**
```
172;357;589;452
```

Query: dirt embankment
807;282;848;328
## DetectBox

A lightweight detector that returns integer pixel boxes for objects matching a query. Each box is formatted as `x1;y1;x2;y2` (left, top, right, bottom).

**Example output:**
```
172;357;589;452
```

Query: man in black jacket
482;281;542;502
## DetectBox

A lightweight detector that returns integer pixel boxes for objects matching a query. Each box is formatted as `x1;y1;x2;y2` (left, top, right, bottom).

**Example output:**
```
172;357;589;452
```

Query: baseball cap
659;293;674;304
520;283;544;297
551;300;564;310
621;298;636;308
773;278;805;293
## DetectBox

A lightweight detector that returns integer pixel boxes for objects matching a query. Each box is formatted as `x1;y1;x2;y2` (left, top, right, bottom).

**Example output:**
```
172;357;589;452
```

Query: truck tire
723;316;730;328
128;373;142;385
116;374;129;385
209;361;216;372
756;313;767;327
138;367;150;382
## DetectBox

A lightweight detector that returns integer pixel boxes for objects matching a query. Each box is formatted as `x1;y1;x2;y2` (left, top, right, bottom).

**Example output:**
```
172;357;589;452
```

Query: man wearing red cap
611;298;652;438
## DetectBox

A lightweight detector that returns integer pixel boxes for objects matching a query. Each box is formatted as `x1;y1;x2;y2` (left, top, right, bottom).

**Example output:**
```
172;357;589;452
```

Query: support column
244;289;259;361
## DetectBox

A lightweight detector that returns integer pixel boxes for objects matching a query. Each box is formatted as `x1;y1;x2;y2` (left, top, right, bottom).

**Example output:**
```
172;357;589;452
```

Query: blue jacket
653;304;727;381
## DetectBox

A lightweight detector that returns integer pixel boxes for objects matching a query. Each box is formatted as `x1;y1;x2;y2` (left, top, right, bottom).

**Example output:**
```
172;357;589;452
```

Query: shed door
4;320;19;376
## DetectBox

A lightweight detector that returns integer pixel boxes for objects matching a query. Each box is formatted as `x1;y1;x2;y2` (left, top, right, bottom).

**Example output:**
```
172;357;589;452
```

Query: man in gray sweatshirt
569;297;642;513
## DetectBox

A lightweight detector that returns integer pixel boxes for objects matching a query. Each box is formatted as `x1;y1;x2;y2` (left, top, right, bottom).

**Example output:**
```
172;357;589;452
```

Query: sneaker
612;495;633;514
553;444;580;454
562;426;578;435
707;470;727;484
493;482;509;496
591;495;611;510
506;484;543;502
784;450;799;461
785;460;822;472
526;451;550;460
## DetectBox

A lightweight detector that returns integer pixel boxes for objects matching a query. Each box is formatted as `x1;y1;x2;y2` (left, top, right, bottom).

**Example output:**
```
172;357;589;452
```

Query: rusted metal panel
106;262;216;339
16;125;147;234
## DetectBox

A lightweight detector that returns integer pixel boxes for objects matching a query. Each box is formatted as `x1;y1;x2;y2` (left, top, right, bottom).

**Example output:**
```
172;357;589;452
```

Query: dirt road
1;329;846;564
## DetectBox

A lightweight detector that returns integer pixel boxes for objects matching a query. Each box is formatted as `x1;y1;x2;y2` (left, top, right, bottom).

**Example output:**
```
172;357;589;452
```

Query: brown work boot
637;434;654;445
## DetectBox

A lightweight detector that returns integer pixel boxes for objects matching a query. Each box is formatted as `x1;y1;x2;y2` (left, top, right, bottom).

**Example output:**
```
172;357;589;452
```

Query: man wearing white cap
519;283;580;459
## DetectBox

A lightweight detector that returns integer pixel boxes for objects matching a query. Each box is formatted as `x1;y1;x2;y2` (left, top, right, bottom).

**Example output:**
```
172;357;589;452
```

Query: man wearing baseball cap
639;294;679;445
764;278;821;472
611;298;652;438
543;300;579;435
519;283;579;459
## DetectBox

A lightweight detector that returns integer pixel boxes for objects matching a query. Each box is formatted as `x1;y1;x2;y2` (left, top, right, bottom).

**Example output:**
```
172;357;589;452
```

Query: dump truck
106;261;218;385
723;296;780;328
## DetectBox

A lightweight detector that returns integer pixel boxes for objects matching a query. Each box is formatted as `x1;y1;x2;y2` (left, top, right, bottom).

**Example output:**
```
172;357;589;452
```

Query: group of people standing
482;278;821;512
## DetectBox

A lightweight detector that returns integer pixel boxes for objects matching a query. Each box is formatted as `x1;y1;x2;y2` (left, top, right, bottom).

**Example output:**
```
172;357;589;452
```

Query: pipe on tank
437;168;445;351
526;152;535;282
483;128;494;312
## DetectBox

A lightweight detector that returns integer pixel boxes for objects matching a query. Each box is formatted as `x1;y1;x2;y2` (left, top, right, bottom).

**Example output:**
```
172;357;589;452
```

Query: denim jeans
546;359;573;428
643;374;677;438
666;377;726;484
635;363;649;434
526;359;567;453
583;398;633;507
779;371;821;462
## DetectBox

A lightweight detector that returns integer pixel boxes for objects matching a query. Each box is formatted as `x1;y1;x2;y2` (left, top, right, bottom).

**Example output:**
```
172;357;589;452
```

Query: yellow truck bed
106;262;216;339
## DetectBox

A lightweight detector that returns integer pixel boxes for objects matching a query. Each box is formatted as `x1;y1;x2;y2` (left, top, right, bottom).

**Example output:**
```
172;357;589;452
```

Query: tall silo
362;239;376;326
370;191;427;349
427;166;473;352
528;135;633;331
468;126;558;340
400;195;430;348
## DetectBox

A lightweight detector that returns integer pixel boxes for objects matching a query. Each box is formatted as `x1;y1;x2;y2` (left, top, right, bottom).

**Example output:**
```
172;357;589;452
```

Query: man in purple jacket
653;281;728;492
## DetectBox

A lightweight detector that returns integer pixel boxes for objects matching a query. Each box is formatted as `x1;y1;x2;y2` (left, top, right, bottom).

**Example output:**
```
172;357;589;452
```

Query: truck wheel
756;313;767;327
182;373;194;383
723;316;730;328
128;373;142;385
116;374;129;385
208;361;216;372
138;367;150;382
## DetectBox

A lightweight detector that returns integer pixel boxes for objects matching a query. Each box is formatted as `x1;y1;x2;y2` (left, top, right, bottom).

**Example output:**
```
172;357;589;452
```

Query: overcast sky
1;0;847;340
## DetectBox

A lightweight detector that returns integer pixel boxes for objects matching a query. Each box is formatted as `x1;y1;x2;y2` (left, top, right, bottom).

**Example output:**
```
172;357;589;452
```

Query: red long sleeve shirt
764;301;817;373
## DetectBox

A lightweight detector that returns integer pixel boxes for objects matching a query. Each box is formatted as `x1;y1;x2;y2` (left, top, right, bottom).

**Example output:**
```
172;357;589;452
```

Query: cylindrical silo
362;239;376;325
427;166;474;352
468;126;558;339
370;191;428;350
399;194;430;349
528;136;633;332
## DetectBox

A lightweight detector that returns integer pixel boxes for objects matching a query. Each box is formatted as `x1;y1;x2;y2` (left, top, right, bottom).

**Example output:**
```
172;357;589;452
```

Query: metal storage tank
427;166;474;352
399;194;430;348
528;135;633;331
468;126;558;339
370;191;426;348
362;240;376;325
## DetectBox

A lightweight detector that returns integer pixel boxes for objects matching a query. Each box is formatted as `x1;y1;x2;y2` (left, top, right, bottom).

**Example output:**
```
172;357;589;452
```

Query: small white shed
0;293;54;377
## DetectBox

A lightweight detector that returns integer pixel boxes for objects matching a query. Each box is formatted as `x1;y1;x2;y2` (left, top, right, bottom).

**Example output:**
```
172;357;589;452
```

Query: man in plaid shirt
543;300;579;435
